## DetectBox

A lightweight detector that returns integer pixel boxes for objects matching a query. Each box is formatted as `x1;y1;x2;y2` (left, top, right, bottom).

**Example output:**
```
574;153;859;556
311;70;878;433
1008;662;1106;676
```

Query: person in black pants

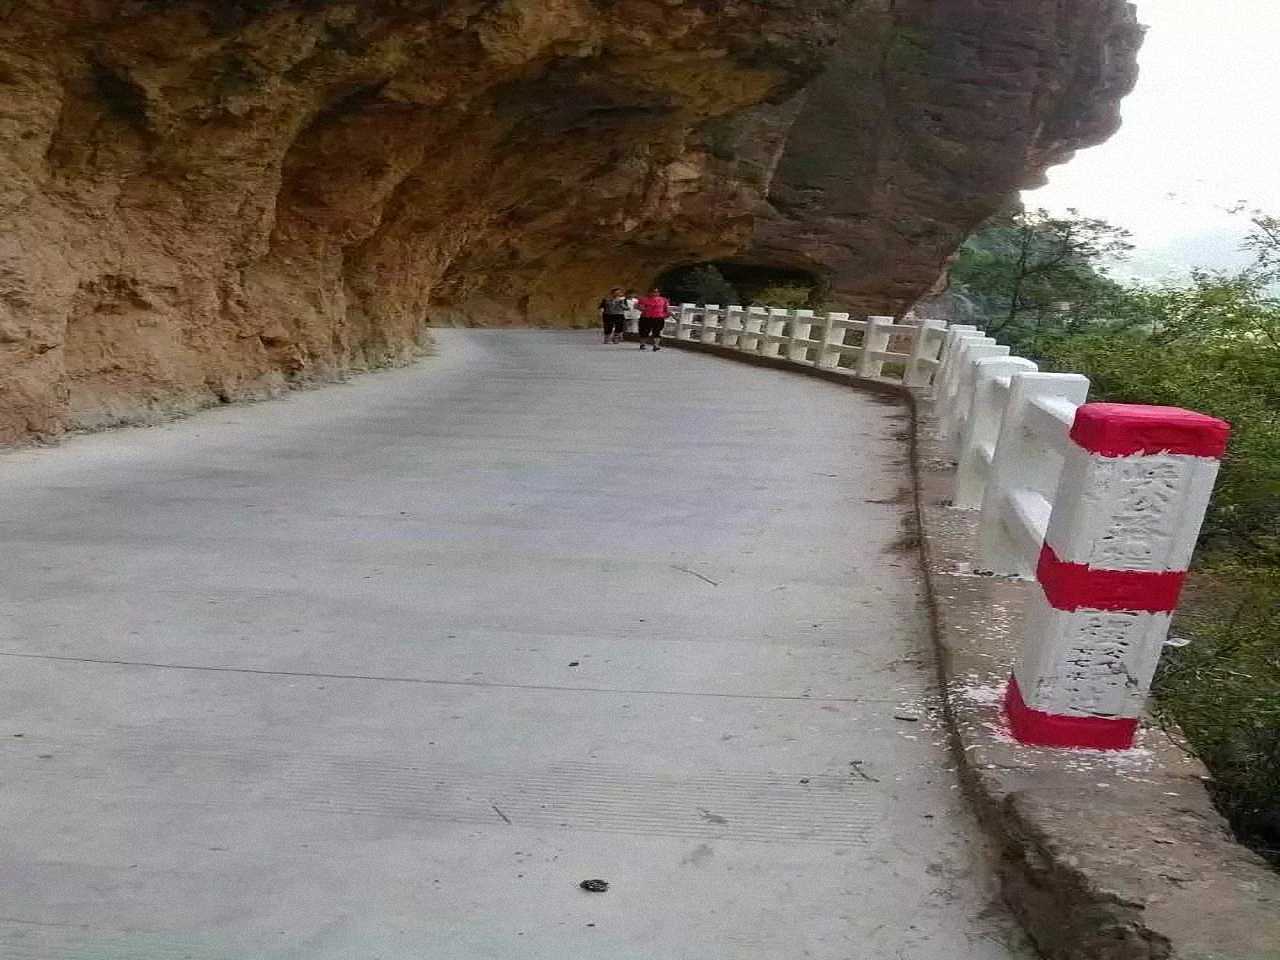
598;288;627;343
636;288;670;351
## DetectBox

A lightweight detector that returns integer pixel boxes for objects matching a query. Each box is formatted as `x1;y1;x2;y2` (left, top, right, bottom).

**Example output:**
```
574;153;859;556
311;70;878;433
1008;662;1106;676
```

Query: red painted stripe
1069;403;1229;458
1037;543;1185;612
1003;676;1139;750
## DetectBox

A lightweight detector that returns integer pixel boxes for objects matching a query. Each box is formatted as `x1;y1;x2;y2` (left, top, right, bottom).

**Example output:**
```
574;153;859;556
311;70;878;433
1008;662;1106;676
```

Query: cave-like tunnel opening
655;262;824;310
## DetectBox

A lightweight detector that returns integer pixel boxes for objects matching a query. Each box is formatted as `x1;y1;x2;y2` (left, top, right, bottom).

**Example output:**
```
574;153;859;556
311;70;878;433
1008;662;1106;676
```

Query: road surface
0;330;1029;959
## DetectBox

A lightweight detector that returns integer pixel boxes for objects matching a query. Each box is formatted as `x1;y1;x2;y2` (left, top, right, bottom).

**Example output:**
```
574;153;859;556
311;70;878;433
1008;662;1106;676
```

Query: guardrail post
857;315;893;378
741;306;766;352
932;325;980;398
978;373;1091;576
816;313;849;369
787;309;815;363
904;319;948;387
941;341;1010;450
699;305;720;344
675;303;696;341
954;357;1039;509
937;333;993;410
721;305;744;348
1005;403;1230;749
760;308;788;357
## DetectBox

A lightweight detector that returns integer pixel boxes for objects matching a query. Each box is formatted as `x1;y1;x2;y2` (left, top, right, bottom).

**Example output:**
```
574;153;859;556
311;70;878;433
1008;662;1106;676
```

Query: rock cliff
0;1;1141;443
749;1;1144;313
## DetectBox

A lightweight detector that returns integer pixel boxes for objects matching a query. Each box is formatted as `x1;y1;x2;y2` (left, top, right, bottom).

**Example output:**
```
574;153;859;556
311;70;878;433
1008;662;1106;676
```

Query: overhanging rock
0;0;1140;444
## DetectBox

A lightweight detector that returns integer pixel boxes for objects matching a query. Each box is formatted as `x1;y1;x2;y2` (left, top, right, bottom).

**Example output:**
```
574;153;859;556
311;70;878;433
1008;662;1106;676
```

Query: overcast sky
1024;0;1280;278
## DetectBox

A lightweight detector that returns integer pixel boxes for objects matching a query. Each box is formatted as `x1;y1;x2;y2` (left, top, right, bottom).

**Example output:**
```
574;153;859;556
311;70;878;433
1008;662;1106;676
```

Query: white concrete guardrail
663;303;1230;750
666;303;950;385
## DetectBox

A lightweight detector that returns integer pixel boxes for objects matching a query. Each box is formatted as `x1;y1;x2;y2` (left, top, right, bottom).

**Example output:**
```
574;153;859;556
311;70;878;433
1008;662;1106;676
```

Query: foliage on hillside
1155;565;1280;861
1034;271;1280;556
660;264;741;307
950;208;1280;865
658;263;822;310
950;207;1134;346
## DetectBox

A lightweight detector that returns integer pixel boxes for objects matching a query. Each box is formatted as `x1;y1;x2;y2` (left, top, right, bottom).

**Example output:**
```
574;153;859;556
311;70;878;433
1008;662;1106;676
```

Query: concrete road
0;331;1029;959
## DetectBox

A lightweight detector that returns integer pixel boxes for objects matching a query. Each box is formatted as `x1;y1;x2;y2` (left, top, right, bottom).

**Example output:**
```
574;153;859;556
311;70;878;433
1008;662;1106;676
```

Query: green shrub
750;284;813;309
1155;565;1280;864
1033;278;1280;557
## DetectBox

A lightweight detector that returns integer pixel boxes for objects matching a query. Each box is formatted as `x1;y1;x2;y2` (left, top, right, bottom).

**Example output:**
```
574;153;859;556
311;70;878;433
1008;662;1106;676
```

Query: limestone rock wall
0;1;1140;443
747;0;1144;313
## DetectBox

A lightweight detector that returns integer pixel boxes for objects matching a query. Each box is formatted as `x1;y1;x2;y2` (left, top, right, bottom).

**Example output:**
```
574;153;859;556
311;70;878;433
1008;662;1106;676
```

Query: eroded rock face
746;0;1144;313
0;0;1139;443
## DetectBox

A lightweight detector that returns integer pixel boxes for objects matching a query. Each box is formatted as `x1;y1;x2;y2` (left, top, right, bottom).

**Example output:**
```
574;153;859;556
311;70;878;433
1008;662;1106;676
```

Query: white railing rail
928;334;1095;578
664;303;947;388
973;372;1090;575
663;299;1229;749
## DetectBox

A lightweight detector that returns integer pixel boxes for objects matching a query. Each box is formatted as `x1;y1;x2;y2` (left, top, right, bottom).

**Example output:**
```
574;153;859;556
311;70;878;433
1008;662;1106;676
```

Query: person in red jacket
635;288;670;351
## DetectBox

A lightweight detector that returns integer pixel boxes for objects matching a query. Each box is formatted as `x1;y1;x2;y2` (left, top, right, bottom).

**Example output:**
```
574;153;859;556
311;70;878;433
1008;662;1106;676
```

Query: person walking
636;288;670;351
598;287;627;344
623;289;641;338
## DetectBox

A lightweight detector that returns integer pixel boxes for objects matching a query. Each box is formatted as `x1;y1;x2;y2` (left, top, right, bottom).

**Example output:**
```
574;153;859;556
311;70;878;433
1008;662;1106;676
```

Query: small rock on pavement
579;879;609;893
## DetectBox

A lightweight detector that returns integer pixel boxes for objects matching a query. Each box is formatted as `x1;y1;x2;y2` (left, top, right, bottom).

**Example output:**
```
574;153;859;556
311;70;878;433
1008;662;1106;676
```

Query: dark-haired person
636;288;670;351
599;287;627;344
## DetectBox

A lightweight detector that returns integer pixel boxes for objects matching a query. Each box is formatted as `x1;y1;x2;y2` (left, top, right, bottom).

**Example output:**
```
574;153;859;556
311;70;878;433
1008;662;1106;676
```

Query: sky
1024;0;1280;281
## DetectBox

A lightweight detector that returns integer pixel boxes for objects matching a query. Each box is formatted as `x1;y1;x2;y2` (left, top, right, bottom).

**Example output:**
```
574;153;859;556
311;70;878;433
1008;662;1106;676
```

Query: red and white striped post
1004;403;1231;749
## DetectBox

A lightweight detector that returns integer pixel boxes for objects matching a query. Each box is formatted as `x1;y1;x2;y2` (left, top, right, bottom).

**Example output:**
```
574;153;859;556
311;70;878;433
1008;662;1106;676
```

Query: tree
1243;213;1280;274
950;207;1134;346
1229;204;1280;280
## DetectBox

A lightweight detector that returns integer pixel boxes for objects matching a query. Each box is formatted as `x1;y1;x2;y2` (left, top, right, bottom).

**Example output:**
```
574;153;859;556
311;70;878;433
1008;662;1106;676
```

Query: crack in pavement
0;650;900;703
